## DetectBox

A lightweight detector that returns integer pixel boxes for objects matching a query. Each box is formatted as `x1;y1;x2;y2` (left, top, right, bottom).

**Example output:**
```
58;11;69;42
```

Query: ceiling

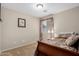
1;3;79;18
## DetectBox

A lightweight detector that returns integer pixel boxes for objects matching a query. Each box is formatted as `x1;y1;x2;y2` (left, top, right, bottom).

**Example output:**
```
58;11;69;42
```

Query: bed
35;38;79;56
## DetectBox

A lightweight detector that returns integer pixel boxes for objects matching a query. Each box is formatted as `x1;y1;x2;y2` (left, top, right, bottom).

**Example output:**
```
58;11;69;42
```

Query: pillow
71;38;79;50
61;34;69;39
76;35;79;38
55;34;71;39
65;35;78;46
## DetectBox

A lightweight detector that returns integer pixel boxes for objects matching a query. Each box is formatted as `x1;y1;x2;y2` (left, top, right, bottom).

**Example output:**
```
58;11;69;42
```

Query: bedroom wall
54;6;79;34
0;3;2;52
0;25;1;52
1;7;39;51
0;22;1;51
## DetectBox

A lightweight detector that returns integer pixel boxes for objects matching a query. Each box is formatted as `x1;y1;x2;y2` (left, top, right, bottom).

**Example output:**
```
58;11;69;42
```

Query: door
40;17;54;40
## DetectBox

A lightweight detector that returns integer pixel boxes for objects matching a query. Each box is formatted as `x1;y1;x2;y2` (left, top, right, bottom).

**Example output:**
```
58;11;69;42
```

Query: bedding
65;35;78;46
54;33;71;39
41;38;78;53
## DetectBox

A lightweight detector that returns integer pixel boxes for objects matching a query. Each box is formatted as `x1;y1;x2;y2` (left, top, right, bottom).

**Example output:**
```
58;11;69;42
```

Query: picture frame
18;18;26;28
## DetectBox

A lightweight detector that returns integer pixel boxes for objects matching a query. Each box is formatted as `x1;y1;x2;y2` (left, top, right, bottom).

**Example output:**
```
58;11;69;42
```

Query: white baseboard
1;40;38;52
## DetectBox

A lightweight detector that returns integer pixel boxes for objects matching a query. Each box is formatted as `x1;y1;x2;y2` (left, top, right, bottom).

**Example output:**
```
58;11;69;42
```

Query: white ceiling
1;3;79;18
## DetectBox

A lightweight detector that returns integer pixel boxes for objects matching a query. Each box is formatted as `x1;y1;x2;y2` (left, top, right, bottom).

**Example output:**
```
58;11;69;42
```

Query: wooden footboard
35;41;79;56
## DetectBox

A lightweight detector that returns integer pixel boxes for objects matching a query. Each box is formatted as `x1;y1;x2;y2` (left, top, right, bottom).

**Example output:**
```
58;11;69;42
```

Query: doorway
40;17;54;40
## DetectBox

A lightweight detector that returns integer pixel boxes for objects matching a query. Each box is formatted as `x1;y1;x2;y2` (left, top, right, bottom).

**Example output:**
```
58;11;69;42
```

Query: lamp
48;30;51;33
48;30;54;39
48;30;54;33
52;30;54;33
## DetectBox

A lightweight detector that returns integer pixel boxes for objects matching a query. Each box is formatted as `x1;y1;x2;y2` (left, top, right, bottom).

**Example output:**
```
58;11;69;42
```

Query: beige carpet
0;42;37;56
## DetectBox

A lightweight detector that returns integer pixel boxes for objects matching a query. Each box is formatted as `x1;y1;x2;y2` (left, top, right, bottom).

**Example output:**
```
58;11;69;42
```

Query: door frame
39;17;54;41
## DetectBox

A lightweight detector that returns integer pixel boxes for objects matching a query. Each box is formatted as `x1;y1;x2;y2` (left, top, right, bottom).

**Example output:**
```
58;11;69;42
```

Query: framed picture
18;18;26;28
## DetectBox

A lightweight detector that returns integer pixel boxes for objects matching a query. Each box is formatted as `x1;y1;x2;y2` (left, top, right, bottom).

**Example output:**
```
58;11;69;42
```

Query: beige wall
1;7;39;51
54;6;79;34
0;23;1;51
0;4;1;52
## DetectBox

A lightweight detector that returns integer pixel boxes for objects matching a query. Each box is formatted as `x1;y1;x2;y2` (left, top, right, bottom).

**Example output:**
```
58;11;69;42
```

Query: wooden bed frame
35;41;79;56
